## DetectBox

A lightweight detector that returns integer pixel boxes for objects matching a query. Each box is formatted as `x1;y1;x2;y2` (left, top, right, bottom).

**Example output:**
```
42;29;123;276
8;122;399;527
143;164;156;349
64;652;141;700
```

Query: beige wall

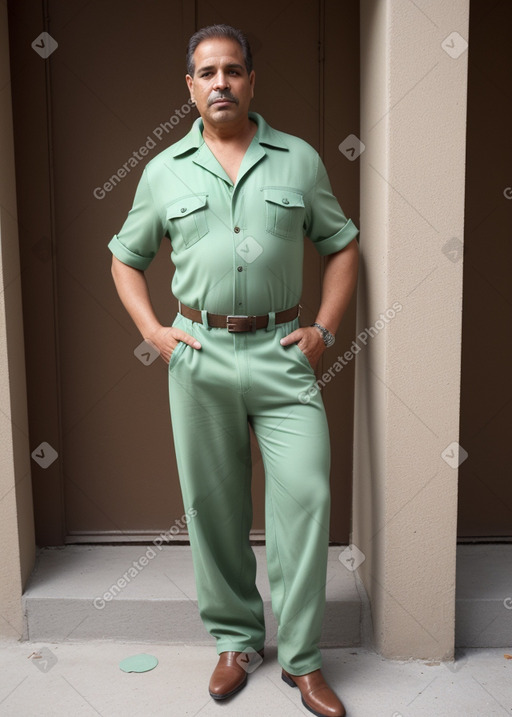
0;2;35;640
354;0;470;659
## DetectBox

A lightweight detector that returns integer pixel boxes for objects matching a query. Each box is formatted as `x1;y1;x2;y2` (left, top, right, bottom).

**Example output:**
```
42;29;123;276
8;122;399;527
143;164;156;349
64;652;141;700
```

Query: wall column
353;0;470;659
0;3;36;640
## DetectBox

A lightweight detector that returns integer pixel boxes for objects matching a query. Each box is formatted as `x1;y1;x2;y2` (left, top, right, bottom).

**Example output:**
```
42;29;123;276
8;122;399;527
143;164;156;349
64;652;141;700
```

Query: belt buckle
227;315;257;333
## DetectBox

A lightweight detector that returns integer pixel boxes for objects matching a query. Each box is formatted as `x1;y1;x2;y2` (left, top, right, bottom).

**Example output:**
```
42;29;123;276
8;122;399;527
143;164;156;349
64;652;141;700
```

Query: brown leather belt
178;302;300;332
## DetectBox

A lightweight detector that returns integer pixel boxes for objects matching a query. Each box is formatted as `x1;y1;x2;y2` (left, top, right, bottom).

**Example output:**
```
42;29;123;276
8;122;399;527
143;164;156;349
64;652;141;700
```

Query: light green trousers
167;312;331;675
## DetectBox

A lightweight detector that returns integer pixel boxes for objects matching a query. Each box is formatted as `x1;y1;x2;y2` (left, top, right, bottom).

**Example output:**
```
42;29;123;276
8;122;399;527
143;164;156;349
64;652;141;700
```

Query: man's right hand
109;258;202;364
146;326;201;364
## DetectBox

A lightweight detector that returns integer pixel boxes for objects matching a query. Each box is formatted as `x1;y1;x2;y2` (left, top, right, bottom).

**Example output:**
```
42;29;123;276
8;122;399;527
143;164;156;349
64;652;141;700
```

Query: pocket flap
166;194;208;220
262;188;305;208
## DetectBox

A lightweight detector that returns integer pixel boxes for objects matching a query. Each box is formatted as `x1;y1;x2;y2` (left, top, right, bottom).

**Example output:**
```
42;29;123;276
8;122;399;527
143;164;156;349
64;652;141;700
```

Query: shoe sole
281;671;346;717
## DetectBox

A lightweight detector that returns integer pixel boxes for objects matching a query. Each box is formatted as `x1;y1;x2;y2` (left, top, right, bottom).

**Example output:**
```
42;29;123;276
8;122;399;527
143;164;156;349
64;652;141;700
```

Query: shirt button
234;226;241;233
282;198;289;205
180;207;187;213
237;266;243;272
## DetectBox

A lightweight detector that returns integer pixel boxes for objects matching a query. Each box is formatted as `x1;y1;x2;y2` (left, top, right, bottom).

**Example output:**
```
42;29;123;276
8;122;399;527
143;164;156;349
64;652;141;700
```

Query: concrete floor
0;641;510;717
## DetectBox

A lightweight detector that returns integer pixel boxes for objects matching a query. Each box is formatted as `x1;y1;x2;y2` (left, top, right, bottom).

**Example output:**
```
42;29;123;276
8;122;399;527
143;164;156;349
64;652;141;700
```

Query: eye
200;72;212;77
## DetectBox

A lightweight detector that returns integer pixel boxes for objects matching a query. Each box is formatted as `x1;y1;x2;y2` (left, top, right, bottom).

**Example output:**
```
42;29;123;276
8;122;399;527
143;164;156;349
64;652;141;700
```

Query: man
109;24;358;717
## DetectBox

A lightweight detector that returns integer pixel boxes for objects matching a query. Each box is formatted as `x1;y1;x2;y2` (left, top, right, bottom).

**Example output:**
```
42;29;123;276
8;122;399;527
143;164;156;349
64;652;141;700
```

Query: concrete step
455;544;512;647
24;544;510;647
22;545;368;645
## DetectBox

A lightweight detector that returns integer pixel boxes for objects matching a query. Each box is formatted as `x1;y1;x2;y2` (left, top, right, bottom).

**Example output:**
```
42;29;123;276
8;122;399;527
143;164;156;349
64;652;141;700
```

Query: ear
249;70;255;99
185;74;195;102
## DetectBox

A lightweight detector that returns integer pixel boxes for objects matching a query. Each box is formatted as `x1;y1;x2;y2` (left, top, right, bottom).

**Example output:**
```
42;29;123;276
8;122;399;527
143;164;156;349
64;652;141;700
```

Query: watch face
325;334;335;348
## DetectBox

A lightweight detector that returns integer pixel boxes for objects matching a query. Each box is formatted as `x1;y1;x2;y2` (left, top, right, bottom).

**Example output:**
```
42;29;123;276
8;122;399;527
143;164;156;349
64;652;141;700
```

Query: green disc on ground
119;653;159;673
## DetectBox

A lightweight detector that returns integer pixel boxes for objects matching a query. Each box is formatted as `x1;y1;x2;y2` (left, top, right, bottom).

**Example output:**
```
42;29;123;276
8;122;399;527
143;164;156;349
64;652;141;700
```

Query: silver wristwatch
312;322;335;348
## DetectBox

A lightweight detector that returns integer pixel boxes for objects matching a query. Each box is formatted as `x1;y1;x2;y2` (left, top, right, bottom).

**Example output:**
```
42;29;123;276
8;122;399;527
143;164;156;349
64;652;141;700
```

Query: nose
212;71;230;90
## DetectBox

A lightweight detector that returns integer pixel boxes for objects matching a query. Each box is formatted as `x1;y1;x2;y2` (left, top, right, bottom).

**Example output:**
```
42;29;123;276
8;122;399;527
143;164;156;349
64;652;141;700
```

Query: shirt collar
168;112;290;158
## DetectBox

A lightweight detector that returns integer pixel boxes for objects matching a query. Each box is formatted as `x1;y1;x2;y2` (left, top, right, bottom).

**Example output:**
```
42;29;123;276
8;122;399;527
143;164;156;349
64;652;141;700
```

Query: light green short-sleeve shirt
108;112;359;316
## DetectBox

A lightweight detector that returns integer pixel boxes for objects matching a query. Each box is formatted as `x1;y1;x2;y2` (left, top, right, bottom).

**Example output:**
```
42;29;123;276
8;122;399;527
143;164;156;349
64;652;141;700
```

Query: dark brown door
9;0;360;545
457;0;512;538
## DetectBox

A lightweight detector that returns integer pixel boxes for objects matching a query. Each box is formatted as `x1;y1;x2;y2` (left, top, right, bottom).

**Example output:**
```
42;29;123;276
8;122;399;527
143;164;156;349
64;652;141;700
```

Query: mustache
208;91;239;106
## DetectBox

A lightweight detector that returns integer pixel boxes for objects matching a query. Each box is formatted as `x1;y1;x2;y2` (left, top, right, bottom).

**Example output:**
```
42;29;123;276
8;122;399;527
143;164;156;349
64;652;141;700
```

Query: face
186;37;255;126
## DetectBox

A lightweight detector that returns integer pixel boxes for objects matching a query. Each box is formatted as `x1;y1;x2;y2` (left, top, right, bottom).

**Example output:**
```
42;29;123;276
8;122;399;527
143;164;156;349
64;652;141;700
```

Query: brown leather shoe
209;649;264;700
281;668;346;717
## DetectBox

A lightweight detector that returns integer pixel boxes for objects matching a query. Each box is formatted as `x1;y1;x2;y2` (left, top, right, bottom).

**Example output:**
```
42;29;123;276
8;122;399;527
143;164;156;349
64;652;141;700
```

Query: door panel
9;0;359;544
457;0;512;538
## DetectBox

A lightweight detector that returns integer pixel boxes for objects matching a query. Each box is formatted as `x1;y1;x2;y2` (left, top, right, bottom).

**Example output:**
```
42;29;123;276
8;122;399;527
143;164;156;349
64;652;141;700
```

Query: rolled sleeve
107;167;164;270
313;217;359;256
306;155;359;256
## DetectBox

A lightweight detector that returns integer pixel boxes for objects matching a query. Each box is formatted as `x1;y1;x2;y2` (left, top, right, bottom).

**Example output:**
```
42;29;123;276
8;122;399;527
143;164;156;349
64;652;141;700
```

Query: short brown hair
186;24;253;76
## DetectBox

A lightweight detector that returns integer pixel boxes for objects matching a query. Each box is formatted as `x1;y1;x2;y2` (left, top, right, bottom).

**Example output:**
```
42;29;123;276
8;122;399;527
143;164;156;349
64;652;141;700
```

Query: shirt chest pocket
262;187;305;240
166;194;209;249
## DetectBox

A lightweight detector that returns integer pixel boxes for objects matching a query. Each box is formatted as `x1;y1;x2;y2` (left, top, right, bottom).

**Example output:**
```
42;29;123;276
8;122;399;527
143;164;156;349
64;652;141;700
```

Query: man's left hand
280;326;326;370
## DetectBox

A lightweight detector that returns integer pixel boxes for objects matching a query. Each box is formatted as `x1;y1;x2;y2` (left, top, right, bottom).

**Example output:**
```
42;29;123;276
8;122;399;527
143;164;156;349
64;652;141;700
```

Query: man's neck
202;115;257;146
